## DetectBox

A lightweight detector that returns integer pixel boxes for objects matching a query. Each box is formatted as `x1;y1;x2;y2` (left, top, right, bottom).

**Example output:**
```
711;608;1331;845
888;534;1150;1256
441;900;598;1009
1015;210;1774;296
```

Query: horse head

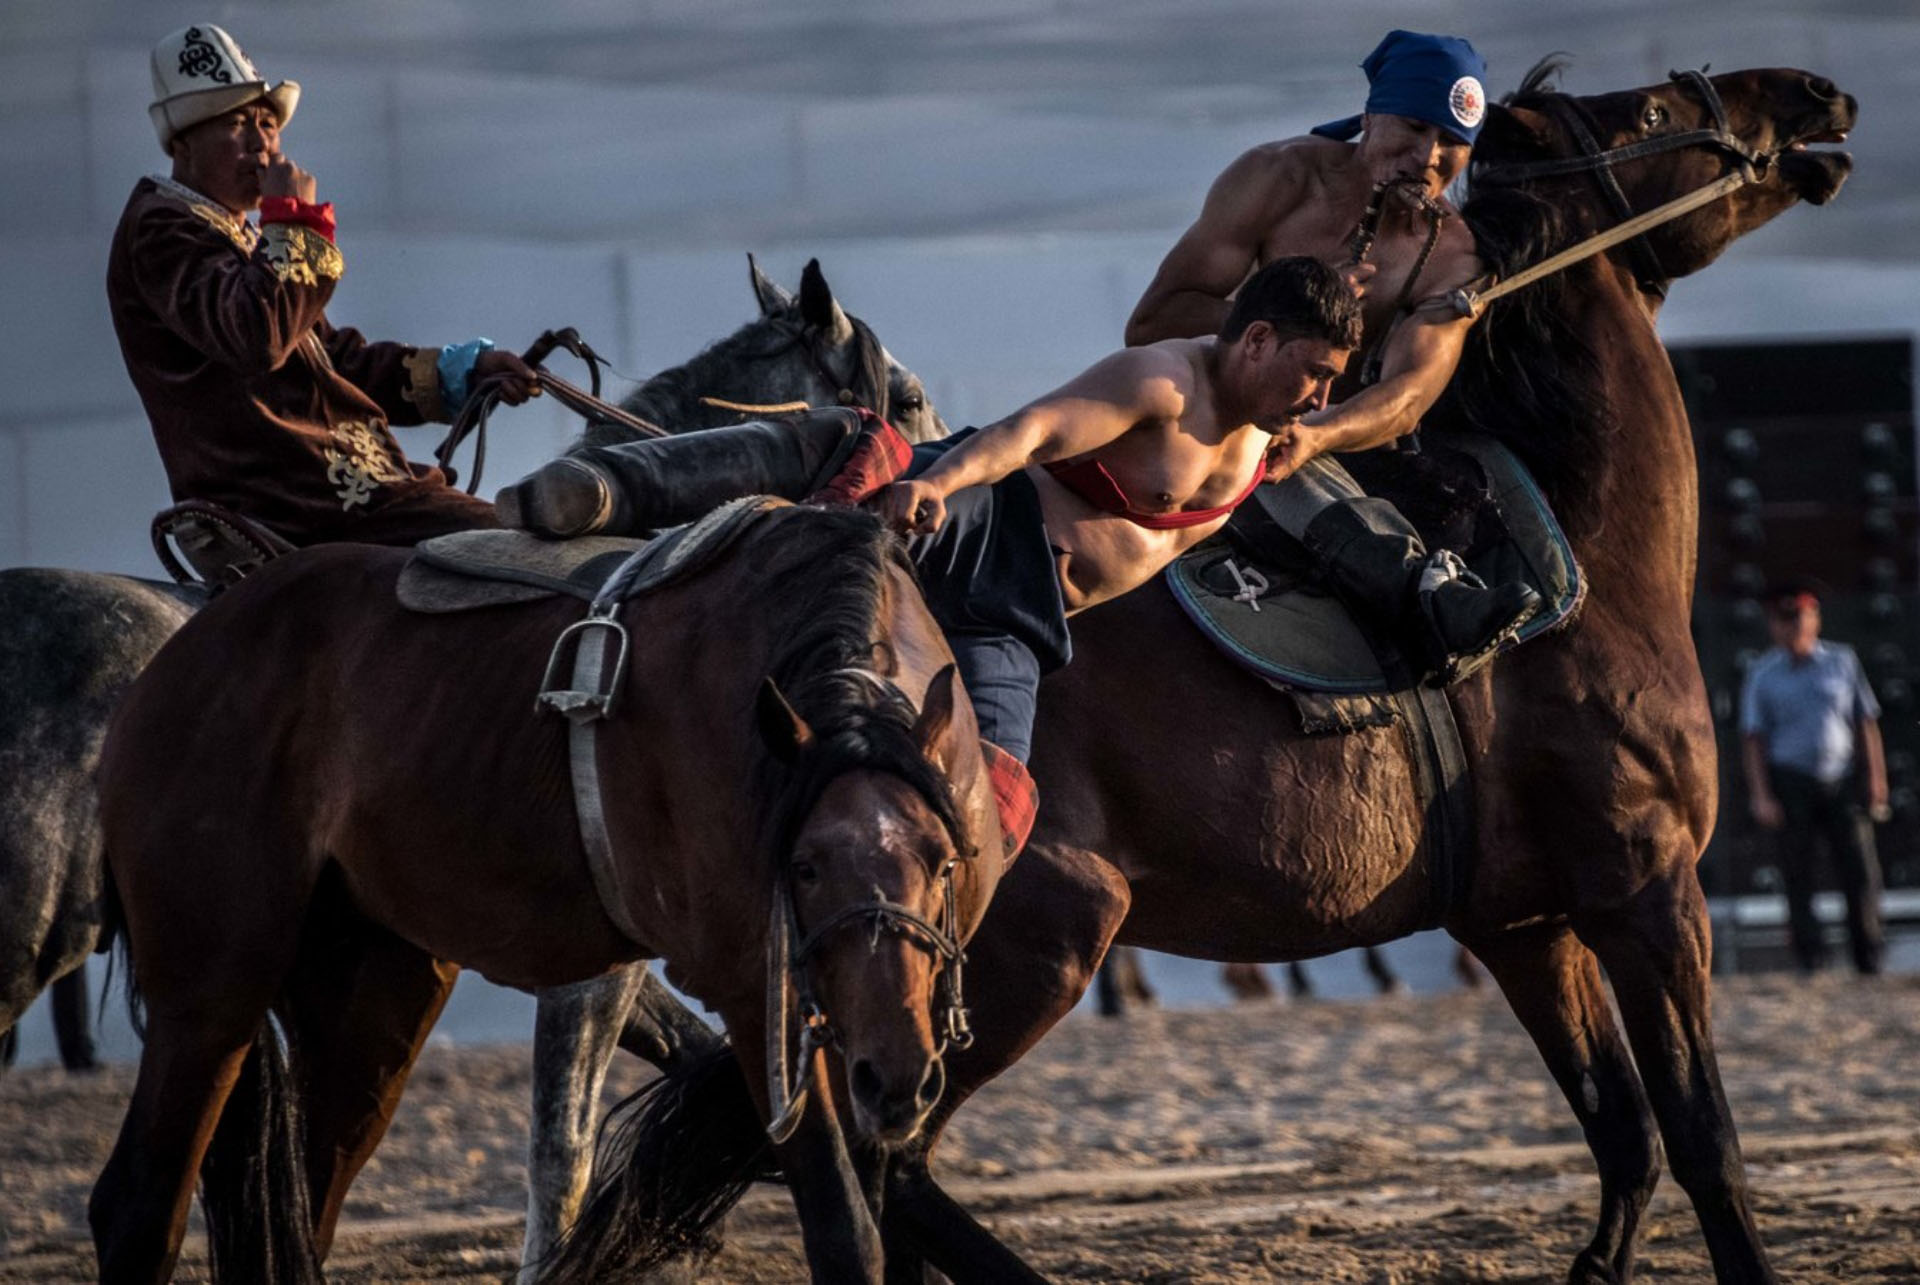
757;660;994;1146
748;256;947;443
1474;61;1856;287
610;257;946;447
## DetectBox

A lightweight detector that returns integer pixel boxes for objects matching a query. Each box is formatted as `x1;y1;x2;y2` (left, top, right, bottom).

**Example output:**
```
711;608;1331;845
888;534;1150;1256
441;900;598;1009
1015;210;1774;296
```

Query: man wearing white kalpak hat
1128;31;1538;681
108;24;537;547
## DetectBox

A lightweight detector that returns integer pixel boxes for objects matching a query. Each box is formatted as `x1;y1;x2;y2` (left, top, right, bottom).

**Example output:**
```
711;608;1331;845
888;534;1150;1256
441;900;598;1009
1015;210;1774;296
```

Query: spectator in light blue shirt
1739;585;1889;975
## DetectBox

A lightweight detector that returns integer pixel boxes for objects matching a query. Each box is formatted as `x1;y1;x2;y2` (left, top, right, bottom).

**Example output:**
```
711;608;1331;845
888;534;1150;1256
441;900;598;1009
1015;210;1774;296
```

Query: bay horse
88;501;1005;1284
0;254;934;1076
581;63;1856;1284
887;61;1858;1285
0;257;948;1272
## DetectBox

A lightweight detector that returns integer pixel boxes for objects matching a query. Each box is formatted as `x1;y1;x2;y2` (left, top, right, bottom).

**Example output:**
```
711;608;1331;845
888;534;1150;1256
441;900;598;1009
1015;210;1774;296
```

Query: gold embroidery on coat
263;223;344;286
149;175;258;252
325;419;407;510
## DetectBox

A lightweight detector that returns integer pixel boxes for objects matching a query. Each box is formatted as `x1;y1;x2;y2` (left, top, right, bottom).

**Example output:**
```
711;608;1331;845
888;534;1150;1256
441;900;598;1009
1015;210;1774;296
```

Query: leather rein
1456;69;1779;311
434;315;894;493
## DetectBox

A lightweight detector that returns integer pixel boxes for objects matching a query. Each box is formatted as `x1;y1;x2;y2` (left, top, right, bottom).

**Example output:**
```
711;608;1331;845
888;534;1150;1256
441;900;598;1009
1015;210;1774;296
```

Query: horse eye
897;393;924;411
790;859;819;884
1642;104;1667;130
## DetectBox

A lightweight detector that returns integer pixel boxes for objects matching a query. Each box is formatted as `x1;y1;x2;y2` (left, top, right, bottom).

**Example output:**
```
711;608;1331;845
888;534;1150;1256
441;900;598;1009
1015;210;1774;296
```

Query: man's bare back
1130;128;1482;364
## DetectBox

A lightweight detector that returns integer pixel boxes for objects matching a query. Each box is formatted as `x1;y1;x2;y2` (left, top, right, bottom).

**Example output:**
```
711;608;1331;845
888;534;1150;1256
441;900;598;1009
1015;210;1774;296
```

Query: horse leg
1093;945;1154;1017
618;964;725;1067
1286;960;1315;998
278;919;458;1255
1361;945;1404;995
523;965;651;1281
1454;944;1485;989
89;999;281;1282
1576;866;1777;1283
766;1038;886;1283
1464;922;1660;1283
1221;961;1273;1000
880;841;1131;1284
51;965;99;1071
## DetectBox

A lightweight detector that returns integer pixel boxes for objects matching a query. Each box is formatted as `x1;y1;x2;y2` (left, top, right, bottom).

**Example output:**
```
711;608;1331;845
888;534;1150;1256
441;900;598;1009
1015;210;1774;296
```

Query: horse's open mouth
1778;130;1852;205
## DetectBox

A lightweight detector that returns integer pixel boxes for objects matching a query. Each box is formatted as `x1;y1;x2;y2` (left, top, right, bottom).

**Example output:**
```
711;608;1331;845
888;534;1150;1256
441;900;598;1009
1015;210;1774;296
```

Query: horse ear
798;259;855;346
748;253;792;316
912;664;961;771
1479;103;1554;159
757;677;813;762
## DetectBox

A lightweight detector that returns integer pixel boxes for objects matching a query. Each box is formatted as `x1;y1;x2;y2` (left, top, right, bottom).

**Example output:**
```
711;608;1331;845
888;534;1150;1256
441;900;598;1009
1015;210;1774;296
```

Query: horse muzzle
1775;86;1856;206
848;1050;945;1145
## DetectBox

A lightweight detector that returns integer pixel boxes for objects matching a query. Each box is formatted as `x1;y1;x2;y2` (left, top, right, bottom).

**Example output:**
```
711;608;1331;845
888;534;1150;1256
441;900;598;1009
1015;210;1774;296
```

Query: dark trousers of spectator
1769;766;1884;975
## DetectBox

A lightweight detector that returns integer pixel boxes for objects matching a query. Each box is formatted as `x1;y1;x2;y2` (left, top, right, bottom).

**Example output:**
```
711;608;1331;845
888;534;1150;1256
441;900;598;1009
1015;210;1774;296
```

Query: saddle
1168;433;1582;731
1166;434;1583;930
395;495;782;614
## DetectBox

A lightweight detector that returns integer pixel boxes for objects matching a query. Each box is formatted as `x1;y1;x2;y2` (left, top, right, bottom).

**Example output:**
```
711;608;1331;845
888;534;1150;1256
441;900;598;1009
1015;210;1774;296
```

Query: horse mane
1426;55;1620;538
748;507;969;865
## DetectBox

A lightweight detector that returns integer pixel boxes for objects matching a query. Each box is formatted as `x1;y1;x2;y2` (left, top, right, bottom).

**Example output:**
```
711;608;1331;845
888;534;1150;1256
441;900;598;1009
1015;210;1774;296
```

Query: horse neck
620;316;829;437
622;369;736;435
1547;258;1701;616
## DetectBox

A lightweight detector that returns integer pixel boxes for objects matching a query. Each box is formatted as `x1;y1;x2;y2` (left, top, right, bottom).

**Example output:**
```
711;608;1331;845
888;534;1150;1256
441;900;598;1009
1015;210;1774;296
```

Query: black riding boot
495;408;863;538
1302;496;1542;683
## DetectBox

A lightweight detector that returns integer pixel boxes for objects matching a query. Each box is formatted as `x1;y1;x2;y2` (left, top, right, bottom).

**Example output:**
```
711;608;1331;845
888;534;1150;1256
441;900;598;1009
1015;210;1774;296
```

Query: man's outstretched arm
876;347;1188;532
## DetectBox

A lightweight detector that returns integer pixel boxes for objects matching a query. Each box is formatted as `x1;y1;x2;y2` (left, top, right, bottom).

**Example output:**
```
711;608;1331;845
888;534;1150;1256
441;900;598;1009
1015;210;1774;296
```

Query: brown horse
87;504;1006;1284
832;63;1856;1284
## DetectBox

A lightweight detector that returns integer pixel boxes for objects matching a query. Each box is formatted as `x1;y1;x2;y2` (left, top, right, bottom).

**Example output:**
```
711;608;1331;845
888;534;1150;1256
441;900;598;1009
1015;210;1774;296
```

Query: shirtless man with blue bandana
1129;30;1539;678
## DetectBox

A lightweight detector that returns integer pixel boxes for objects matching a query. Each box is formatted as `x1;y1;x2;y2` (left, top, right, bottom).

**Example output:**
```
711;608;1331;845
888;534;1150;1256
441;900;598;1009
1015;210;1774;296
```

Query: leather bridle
1474;69;1775;299
761;676;977;1146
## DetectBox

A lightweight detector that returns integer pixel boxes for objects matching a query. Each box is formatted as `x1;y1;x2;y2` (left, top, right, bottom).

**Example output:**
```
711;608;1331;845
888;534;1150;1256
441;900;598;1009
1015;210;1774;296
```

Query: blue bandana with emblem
1312;30;1488;146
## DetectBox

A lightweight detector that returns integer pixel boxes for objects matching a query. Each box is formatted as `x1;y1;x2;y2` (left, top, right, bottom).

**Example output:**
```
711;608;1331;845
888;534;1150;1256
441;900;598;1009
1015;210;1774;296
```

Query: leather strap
1394;682;1474;929
560;620;652;946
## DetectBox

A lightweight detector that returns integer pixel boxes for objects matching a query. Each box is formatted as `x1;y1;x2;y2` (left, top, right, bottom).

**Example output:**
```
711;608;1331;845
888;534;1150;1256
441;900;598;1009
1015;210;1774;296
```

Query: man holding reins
109;24;538;549
1128;30;1539;680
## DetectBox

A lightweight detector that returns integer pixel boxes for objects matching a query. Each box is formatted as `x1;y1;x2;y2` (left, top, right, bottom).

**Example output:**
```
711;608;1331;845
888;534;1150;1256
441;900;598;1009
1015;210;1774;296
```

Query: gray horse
0;259;941;1262
0;572;197;1072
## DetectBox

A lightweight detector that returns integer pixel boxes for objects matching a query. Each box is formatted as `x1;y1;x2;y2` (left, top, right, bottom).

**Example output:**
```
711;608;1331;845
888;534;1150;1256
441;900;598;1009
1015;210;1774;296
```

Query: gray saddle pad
1167;434;1582;701
398;495;785;613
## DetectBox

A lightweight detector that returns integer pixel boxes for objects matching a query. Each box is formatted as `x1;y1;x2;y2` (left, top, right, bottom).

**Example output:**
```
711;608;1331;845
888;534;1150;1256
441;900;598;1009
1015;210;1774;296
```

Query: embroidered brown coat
106;176;498;546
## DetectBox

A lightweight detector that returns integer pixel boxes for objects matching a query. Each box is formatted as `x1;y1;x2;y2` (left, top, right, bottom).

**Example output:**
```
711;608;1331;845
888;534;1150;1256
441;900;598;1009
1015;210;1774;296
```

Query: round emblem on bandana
1449;76;1486;129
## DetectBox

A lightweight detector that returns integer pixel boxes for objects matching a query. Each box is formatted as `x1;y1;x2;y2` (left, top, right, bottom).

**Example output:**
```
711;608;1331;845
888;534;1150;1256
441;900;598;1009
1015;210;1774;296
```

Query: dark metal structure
1677;335;1919;924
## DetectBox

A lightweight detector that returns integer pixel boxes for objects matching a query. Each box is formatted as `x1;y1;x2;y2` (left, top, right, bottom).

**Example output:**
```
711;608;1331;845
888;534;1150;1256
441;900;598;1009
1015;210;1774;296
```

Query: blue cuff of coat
438;338;496;410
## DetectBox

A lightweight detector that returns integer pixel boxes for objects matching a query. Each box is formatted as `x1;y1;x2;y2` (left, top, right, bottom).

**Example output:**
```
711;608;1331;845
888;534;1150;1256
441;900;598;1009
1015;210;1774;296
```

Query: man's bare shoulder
1213;136;1346;201
1420;215;1490;296
1081;340;1202;413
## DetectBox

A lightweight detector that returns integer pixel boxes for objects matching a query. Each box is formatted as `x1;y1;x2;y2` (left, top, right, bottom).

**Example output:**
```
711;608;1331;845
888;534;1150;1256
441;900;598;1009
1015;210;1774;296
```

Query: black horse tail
198;1015;323;1285
95;858;145;1042
537;1043;771;1283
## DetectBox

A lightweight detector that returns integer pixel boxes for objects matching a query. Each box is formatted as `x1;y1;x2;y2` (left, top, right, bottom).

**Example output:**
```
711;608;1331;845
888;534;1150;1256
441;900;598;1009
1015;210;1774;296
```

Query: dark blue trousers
904;431;1070;763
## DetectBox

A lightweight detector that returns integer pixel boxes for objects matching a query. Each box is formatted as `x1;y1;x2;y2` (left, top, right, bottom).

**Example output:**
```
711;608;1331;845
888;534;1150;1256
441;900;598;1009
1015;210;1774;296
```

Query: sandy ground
5;972;1919;1283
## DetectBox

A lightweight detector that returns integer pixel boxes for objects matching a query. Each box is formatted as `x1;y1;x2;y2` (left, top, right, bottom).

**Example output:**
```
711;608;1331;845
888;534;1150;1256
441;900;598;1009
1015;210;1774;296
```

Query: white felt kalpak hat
148;24;300;152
